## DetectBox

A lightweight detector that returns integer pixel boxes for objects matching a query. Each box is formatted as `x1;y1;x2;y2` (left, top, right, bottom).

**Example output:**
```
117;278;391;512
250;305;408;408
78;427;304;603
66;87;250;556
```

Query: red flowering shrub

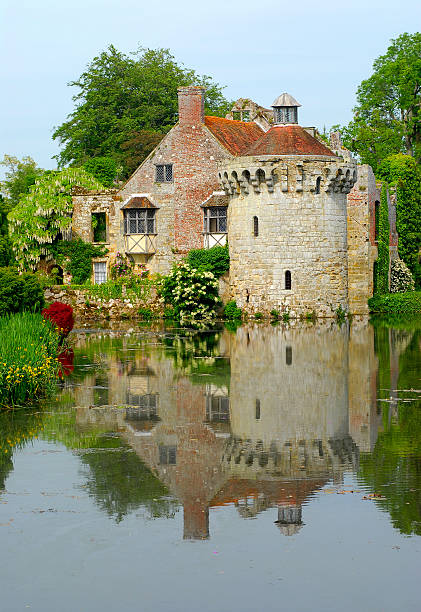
42;302;74;338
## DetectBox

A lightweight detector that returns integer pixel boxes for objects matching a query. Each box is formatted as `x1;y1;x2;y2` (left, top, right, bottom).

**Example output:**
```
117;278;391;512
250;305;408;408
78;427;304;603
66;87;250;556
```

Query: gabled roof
245;124;336;157
204;116;264;156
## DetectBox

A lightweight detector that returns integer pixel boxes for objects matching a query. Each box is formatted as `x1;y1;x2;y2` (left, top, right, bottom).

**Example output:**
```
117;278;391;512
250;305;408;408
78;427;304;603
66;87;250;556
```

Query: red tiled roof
245;124;337;157
204;116;264;156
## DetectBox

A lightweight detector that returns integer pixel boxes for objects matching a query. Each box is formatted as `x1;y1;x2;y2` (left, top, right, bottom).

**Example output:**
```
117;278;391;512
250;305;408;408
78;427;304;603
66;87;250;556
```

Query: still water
1;318;420;612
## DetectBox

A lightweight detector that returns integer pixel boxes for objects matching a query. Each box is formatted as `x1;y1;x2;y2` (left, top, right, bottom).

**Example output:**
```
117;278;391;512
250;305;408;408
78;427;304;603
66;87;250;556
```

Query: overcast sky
1;0;420;174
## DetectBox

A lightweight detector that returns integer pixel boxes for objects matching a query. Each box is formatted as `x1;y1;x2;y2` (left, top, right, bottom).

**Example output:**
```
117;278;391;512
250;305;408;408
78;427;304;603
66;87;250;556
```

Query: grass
0;312;60;408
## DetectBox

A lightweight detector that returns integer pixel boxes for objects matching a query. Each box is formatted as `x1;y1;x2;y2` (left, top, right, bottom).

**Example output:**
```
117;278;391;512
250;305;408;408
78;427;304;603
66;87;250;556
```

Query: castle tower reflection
73;322;379;539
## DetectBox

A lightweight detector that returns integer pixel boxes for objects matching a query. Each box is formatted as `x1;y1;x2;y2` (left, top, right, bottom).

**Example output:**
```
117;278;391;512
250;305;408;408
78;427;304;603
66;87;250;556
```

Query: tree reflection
358;323;421;535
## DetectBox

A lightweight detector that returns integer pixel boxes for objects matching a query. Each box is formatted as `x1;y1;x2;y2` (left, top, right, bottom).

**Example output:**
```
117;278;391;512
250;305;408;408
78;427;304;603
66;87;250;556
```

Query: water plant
223;300;242;320
0;312;60;407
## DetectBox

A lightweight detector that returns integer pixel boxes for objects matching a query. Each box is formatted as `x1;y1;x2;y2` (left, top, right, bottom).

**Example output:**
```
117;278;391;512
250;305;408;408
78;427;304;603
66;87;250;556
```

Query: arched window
253;216;259;237
315;176;321;194
285;270;291;290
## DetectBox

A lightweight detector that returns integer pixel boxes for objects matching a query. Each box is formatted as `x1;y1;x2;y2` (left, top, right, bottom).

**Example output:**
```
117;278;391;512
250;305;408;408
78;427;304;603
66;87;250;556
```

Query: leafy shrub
270;309;279;319
186;245;229;277
0;312;60;406
160;262;220;323
163;306;177;320
390;258;415;293
254;312;263;320
138;307;154;320
0;267;44;317
368;291;421;315
223;300;242;320
42;302;74;338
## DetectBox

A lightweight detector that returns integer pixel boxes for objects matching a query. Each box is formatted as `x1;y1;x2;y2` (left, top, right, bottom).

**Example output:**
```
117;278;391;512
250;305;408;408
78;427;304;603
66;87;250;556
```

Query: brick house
72;86;265;280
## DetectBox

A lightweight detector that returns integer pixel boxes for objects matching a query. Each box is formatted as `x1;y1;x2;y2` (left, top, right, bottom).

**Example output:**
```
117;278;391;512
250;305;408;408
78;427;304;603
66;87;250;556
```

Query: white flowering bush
390;258;415;293
159;262;221;323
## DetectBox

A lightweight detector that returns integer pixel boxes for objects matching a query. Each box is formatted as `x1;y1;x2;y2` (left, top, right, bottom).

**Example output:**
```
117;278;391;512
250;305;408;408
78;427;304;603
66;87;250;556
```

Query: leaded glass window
124;209;156;234
204;207;227;233
155;164;173;183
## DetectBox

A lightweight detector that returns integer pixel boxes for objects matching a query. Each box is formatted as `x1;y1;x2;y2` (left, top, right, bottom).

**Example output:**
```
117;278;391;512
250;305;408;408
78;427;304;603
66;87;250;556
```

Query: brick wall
118;87;231;274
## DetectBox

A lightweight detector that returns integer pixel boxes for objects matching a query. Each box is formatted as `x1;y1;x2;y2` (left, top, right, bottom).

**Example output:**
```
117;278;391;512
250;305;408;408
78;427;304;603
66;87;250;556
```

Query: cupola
271;93;301;125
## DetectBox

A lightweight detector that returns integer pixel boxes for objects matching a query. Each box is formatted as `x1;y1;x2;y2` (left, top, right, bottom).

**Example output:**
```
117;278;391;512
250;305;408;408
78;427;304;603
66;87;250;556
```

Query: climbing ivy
378;154;421;288
8;168;104;270
375;183;390;294
52;238;107;285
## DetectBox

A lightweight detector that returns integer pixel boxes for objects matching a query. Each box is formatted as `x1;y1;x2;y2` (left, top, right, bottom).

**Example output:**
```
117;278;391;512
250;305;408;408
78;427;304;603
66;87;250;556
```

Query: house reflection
72;321;381;539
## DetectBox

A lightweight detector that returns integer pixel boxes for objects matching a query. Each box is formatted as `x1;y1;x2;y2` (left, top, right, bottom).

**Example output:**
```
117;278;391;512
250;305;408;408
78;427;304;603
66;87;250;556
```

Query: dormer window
155;164;173;183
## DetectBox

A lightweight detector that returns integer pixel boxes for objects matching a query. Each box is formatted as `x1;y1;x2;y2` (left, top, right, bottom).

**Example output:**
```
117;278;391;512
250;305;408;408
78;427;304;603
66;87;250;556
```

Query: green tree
0;155;44;208
340;33;421;172
53;45;231;177
83;156;119;187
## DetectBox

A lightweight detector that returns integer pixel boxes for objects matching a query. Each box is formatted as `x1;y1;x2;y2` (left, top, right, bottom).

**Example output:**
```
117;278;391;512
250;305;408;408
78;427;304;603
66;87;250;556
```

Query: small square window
156;164;173;183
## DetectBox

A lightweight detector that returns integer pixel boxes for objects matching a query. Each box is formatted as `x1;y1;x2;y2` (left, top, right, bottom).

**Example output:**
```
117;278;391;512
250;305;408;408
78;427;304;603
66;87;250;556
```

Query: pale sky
1;0;420;174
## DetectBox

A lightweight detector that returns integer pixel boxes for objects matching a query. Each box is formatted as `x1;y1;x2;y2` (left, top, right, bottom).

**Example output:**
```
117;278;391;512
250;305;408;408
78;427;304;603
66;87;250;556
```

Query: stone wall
346;165;379;314
44;285;160;321
219;155;356;317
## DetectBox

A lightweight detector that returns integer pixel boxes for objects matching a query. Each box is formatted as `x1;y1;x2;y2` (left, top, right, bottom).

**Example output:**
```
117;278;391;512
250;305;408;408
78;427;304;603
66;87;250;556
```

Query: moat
1;318;420;612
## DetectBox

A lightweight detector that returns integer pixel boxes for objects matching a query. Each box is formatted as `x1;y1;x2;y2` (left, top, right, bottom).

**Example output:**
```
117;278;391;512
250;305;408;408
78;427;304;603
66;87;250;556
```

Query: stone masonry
219;155;357;317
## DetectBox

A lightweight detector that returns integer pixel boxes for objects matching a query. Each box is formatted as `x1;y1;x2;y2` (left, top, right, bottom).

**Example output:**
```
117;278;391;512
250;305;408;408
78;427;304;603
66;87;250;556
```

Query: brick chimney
177;86;205;126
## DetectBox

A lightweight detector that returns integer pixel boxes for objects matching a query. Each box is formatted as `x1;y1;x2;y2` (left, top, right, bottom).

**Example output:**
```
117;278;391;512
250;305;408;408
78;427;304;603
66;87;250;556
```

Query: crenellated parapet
218;156;357;197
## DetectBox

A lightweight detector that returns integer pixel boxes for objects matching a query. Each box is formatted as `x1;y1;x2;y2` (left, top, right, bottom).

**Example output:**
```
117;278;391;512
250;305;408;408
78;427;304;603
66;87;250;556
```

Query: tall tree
341;32;421;172
0;155;44;208
53;45;231;177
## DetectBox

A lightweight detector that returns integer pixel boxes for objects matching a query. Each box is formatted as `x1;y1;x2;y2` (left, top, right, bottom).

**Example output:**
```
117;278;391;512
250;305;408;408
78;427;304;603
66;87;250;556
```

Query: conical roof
244;124;336;157
272;93;301;107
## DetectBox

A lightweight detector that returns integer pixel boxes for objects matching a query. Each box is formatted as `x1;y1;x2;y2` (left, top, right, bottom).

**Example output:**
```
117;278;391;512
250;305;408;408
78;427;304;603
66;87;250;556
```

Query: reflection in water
61;321;381;539
1;319;420;541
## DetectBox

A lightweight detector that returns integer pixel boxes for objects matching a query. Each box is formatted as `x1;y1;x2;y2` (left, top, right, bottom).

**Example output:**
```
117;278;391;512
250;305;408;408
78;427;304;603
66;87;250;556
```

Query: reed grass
0;312;60;407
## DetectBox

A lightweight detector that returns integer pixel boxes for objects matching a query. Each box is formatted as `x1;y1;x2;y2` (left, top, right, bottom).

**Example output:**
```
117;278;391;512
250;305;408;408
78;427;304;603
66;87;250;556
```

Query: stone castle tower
218;94;357;317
